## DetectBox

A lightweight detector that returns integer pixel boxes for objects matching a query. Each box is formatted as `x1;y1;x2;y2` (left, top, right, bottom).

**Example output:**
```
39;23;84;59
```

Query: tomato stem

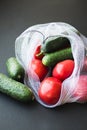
36;51;43;57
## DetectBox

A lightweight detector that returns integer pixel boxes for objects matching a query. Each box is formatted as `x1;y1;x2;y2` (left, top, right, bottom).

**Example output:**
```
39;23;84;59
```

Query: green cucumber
6;57;25;82
41;36;70;53
42;48;73;67
0;73;34;102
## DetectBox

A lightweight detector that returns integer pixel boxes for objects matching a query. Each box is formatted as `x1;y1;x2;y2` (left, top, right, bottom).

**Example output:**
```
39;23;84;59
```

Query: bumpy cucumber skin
41;37;70;53
0;73;33;102
42;48;73;67
6;57;25;82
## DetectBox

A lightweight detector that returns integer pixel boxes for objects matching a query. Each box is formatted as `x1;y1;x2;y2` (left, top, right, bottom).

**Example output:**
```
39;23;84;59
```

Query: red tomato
52;60;74;81
74;75;87;102
38;77;62;105
31;59;48;81
34;45;44;60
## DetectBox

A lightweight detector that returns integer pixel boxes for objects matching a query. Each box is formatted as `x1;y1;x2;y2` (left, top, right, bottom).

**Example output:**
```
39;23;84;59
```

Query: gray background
0;0;87;130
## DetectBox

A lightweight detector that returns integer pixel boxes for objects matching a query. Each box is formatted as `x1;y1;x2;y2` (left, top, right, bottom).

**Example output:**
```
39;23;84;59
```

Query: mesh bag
15;22;87;108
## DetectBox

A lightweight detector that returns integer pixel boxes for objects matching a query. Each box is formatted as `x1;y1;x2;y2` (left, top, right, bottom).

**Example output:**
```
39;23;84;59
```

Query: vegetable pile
1;22;87;108
30;39;74;105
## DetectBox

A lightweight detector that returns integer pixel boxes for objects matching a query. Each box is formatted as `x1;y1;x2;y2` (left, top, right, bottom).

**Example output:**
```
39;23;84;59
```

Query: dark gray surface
0;0;87;130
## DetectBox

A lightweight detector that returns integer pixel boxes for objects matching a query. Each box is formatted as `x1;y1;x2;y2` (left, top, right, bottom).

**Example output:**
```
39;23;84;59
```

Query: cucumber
0;73;34;102
6;57;25;82
41;36;70;53
42;48;73;67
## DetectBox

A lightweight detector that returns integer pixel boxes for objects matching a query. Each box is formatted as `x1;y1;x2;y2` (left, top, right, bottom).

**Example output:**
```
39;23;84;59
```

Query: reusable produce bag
15;22;87;108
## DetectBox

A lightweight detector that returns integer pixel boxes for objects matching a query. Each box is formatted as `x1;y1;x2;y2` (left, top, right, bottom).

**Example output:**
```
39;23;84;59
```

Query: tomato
34;45;44;60
38;77;62;105
31;59;48;81
74;75;87;102
52;60;74;81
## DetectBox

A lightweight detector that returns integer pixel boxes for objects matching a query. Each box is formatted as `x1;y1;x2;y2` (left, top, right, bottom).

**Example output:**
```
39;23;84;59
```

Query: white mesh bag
15;22;87;108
